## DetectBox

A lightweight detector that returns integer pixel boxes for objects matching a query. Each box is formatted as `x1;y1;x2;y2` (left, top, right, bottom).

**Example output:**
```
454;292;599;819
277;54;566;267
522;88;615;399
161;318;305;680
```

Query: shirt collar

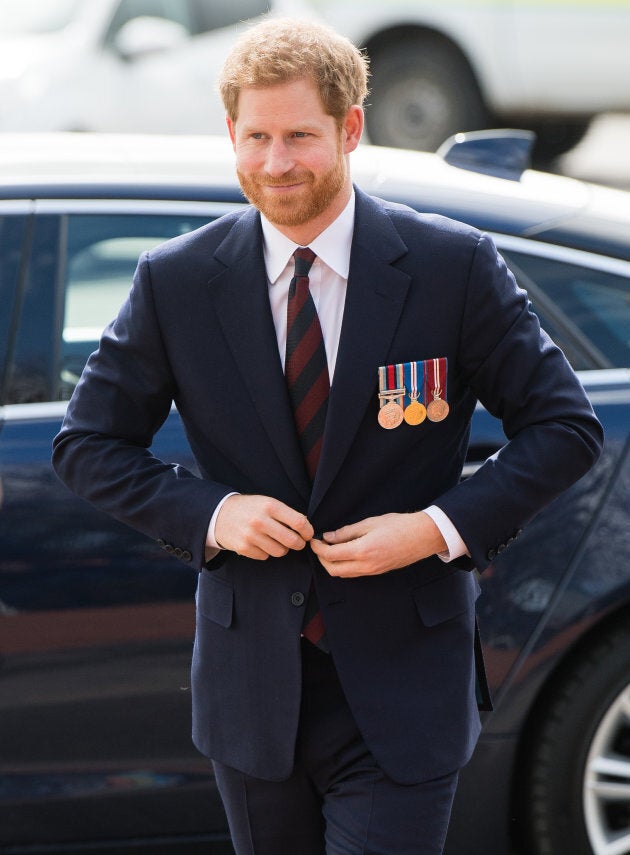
261;191;355;284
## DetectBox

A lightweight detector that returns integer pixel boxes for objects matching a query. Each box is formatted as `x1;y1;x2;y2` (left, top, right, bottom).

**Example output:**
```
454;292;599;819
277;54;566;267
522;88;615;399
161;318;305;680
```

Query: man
52;18;603;855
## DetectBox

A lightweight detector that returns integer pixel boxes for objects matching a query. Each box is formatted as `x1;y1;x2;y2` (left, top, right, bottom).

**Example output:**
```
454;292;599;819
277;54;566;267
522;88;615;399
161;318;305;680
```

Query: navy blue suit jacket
53;187;602;784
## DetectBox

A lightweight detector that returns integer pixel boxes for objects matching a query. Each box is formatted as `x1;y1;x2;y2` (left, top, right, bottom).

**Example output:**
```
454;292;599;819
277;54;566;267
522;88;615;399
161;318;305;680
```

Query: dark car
1;131;629;855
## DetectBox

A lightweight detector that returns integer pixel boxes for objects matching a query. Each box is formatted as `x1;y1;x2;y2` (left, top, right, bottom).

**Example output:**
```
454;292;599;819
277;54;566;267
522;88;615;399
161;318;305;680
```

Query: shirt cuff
206;492;239;551
423;505;469;563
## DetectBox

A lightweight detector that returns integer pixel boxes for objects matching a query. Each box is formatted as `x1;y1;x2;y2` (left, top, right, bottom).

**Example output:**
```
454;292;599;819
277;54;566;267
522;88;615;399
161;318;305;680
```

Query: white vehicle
0;0;313;136
311;0;630;160
1;0;628;161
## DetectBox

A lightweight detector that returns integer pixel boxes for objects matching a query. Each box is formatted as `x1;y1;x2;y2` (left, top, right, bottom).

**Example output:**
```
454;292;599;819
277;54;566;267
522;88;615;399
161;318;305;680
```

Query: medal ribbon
403;360;422;403
424;357;447;403
378;364;406;407
378;359;447;426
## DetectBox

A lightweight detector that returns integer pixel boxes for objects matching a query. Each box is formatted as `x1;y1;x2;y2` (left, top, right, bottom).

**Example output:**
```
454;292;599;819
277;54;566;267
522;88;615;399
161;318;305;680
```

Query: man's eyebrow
238;119;324;133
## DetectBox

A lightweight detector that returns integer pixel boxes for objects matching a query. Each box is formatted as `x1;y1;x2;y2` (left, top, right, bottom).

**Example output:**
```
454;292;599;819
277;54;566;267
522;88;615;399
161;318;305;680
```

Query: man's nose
264;139;294;177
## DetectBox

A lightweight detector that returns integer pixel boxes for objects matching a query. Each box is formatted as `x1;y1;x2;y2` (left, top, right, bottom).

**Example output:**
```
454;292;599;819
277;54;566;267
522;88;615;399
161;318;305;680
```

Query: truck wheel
519;622;630;855
366;38;487;152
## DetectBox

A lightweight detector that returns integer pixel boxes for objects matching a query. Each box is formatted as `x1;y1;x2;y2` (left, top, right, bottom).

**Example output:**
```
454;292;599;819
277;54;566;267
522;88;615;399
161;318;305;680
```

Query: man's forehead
235;78;329;114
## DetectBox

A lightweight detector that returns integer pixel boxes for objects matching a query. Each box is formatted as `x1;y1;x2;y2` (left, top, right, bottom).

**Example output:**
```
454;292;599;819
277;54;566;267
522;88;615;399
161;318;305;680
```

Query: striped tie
285;248;329;480
285;247;329;651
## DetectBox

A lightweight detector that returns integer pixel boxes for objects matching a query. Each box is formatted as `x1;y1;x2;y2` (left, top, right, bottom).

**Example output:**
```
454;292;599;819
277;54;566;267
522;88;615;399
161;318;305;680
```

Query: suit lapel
310;190;411;512
207;194;412;510
209;208;311;500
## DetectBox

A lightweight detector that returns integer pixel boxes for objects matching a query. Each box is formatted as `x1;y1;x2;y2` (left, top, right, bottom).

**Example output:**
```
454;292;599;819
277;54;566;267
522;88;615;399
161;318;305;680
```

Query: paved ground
556;112;630;190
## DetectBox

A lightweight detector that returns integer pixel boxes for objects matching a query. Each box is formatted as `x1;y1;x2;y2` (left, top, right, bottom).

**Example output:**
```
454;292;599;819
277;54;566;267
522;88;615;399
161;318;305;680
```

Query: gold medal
404;400;427;425
404;360;426;425
378;400;404;429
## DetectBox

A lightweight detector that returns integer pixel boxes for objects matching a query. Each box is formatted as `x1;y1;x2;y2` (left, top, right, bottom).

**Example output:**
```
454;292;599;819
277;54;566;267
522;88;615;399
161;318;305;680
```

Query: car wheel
528;119;593;165
520;622;630;855
365;38;487;152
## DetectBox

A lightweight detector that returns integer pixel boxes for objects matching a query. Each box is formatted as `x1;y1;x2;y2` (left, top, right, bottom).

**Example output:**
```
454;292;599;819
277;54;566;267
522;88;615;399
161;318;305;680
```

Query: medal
427;397;449;422
404;401;427;425
378;359;447;427
426;357;449;422
404;361;426;425
377;365;405;429
378;398;405;429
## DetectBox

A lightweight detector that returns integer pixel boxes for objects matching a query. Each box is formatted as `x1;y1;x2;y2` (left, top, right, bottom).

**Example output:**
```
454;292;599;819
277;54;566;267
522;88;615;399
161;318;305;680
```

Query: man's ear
342;105;364;154
226;116;236;148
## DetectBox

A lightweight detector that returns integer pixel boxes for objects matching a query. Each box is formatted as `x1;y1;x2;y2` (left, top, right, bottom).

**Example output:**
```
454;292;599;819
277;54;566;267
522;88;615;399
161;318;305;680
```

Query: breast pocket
197;571;234;629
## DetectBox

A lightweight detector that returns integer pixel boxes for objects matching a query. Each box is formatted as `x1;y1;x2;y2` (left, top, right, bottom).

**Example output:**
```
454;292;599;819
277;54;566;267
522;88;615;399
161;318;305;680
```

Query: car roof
2;132;630;261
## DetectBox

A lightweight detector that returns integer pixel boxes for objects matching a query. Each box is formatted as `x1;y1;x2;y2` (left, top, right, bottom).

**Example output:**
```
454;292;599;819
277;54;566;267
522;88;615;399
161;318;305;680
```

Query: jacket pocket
197;571;234;628
412;570;480;627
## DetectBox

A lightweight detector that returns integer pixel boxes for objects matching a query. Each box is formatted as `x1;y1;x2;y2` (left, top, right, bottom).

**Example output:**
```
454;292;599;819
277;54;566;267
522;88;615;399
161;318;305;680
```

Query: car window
501;250;630;371
60;213;210;400
189;0;271;33
106;0;193;39
6;215;60;404
61;233;158;397
5;212;210;405
105;0;270;40
0;215;27;402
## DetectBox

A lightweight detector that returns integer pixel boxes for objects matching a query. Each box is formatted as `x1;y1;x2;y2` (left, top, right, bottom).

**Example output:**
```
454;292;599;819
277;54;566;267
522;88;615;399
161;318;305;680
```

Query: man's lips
255;173;311;190
263;181;304;190
267;184;302;193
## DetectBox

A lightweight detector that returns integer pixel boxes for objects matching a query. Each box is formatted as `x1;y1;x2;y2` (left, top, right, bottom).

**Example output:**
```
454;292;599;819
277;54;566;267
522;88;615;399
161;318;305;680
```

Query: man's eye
293;132;308;138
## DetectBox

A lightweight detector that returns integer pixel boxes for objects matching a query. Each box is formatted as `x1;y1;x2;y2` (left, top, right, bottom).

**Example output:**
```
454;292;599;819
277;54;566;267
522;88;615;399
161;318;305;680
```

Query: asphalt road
556;112;630;190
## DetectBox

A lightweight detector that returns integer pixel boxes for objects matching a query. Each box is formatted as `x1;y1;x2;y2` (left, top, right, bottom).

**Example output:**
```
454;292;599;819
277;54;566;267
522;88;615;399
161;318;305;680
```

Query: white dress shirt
207;193;468;562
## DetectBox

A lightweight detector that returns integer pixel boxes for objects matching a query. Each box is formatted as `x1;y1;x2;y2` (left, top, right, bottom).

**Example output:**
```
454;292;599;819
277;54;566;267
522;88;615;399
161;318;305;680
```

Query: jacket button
487;549;496;561
182;550;192;562
291;592;305;607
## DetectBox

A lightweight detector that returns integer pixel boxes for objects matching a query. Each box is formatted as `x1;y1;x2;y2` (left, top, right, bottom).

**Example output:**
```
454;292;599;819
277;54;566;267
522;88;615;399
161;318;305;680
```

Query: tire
528;119;592;165
519;622;630;855
365;38;487;152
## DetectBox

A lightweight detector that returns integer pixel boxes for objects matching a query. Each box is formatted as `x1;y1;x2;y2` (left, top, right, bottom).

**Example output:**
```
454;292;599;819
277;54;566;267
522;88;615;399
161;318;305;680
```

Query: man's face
227;77;362;240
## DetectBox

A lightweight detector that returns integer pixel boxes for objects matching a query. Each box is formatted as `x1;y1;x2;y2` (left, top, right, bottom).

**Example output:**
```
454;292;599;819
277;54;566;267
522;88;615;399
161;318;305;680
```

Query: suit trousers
212;639;459;855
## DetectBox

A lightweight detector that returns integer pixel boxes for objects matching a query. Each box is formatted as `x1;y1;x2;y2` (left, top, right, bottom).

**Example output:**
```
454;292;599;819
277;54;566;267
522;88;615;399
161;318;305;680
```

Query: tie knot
293;247;316;278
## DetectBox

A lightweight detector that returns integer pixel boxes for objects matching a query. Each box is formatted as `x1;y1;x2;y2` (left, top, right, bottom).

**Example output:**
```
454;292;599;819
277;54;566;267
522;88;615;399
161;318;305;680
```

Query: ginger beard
236;138;347;228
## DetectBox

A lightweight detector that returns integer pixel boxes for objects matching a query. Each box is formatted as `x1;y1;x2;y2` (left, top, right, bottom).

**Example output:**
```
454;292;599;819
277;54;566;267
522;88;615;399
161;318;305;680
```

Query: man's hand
310;511;447;578
212;494;314;560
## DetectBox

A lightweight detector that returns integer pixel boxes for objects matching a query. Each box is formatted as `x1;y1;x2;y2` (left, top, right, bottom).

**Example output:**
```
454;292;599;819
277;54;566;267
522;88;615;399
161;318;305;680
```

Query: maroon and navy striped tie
285;248;329;481
285;247;329;649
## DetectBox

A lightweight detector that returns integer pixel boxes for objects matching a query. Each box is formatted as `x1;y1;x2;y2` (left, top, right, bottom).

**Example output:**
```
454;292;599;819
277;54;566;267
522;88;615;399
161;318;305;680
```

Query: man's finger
310;535;364;564
214;494;313;558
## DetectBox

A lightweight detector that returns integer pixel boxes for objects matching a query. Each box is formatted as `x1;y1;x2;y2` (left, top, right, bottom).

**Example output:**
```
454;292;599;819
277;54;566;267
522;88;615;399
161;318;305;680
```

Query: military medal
377;365;405;429
426;357;450;422
378;398;405;429
404;361;426;425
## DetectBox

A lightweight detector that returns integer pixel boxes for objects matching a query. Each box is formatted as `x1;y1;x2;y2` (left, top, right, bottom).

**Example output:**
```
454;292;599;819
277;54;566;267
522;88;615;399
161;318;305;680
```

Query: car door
0;200;236;850
466;233;630;460
466;234;630;695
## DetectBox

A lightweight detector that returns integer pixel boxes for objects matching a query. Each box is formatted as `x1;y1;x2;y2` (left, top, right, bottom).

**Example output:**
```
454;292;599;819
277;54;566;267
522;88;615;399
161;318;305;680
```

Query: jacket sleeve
52;252;232;571
434;234;603;573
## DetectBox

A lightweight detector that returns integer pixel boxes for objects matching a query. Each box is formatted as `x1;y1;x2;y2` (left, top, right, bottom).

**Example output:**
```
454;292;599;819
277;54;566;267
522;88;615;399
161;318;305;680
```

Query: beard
236;151;347;228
